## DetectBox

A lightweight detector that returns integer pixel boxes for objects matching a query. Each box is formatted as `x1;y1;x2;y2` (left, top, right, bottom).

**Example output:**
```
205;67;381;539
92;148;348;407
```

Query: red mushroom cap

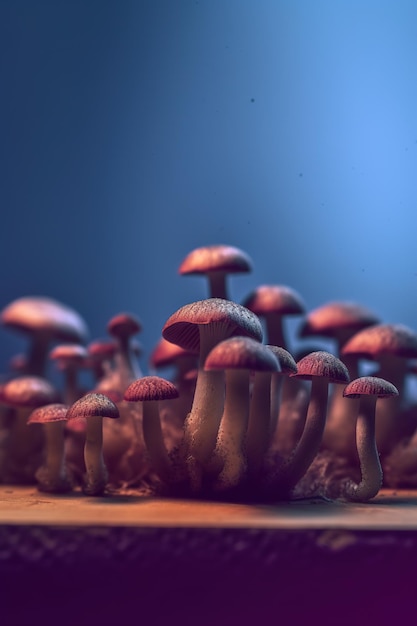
243;285;305;317
204;336;280;372
124;376;179;402
291;351;350;385
66;393;120;421
0;376;59;408
178;244;252;276
28;403;69;424
343;376;399;399
107;313;142;339
341;323;417;360
1;296;88;343
162;298;263;353
299;301;380;341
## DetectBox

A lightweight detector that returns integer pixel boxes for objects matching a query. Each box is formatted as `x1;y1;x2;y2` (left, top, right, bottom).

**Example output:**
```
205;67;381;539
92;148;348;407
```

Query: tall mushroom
66;393;120;496
271;351;350;498
178;244;253;300
162;298;262;487
204;336;279;492
342;376;398;502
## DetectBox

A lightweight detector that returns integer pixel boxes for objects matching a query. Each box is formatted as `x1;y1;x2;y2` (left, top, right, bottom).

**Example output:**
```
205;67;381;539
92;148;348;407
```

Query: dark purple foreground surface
1;523;416;626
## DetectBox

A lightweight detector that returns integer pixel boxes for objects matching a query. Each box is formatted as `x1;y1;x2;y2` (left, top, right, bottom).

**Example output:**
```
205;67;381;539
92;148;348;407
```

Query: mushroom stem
269;374;284;438
207;272;228;299
276;377;329;495
265;314;286;349
246;371;273;476
84;415;107;495
27;334;50;376
36;422;71;493
142;402;171;482
343;395;382;501
213;369;250;491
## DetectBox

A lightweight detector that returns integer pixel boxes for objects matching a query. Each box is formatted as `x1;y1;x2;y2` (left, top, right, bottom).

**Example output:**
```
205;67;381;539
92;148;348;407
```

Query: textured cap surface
343;376;399;399
124;376;179;402
291;351;350;384
266;346;297;375
204;336;279;372
28;403;69;424
162;298;263;352
66;393;120;420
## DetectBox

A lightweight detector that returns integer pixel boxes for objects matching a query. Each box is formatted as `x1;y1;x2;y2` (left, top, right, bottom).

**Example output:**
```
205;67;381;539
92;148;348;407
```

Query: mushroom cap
178;244;252;276
50;344;88;366
242;285;305;317
299;301;379;340
149;337;196;369
87;339;118;359
28;403;69;424
124;376;179;402
66;393;120;421
0;376;58;408
107;312;142;339
343;376;399;399
162;298;263;352
291;351;350;384
204;336;280;372
266;345;298;375
1;296;88;343
341;323;417;360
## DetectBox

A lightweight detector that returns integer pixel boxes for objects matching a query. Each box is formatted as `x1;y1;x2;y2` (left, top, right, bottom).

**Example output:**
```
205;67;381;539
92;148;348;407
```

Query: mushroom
0;376;59;483
50;343;88;404
1;296;88;377
27;403;72;493
342;376;398;502
178;244;253;300
246;346;298;476
66;393;120;496
86;339;118;383
204;336;279;492
162;298;262;487
341;323;417;456
124;376;179;483
299;301;380;458
271;351;349;497
105;312;143;392
242;284;305;349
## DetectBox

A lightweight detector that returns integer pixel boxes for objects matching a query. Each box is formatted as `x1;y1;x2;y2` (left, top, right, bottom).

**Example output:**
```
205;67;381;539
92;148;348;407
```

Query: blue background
1;0;416;375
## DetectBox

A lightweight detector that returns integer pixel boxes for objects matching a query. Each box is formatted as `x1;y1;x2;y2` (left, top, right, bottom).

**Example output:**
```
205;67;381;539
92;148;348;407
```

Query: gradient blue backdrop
1;0;416;376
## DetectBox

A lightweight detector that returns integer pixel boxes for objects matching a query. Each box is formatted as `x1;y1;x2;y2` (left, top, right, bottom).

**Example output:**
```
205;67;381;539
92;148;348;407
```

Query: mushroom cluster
0;244;416;503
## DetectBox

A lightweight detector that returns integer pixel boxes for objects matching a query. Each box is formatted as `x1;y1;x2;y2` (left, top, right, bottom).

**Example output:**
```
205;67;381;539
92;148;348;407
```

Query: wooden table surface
1;485;416;529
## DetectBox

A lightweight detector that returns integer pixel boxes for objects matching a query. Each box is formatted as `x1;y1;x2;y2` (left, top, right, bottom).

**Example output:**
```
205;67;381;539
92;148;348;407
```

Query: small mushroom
28;403;72;493
66;393;120;496
124;376;179;483
342;376;398;502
